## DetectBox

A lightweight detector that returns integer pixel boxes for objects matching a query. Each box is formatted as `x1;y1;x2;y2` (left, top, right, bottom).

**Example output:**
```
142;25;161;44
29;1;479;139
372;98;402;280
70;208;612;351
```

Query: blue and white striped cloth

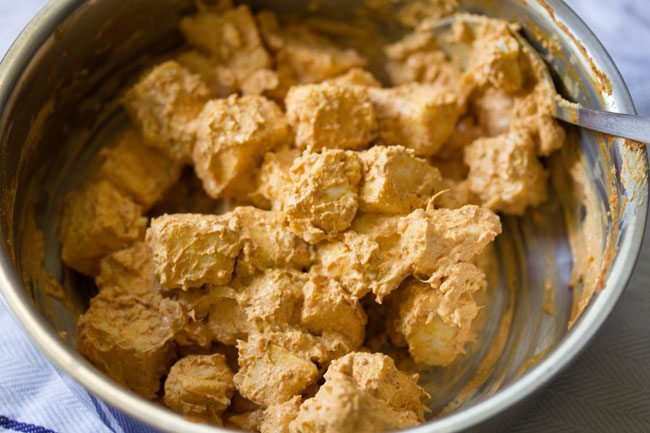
0;297;157;433
1;1;649;432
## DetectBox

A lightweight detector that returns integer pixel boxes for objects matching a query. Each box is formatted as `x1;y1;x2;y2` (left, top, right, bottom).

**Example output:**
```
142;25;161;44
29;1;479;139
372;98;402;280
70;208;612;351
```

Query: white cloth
0;1;648;433
566;0;650;116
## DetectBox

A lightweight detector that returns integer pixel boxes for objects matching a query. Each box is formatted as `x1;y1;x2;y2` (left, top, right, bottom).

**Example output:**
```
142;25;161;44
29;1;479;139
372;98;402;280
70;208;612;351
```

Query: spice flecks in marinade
63;5;568;431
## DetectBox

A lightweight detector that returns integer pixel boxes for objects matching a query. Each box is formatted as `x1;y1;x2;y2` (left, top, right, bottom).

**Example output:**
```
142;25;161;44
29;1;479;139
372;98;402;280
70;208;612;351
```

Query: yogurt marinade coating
62;4;569;431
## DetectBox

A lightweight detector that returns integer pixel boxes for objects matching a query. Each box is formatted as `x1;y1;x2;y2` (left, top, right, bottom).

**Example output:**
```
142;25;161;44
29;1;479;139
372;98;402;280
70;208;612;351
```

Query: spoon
431;15;650;144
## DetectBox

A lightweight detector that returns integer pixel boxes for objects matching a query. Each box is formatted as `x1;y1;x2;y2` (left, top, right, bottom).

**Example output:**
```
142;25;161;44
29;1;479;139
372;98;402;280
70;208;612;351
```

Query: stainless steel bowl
0;1;647;432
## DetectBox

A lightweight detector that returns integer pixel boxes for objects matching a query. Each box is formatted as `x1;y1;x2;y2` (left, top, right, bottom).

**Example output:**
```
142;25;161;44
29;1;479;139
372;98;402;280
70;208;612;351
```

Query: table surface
0;1;649;433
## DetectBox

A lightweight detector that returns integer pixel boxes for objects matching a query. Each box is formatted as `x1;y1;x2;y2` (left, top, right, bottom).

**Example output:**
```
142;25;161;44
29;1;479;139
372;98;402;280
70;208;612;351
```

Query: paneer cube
99;130;182;210
235;269;304;328
232;206;312;277
77;292;182;399
260;396;301;433
251;325;335;367
512;83;566;156
61;180;147;276
301;274;367;349
314;206;500;301
285;83;377;151
464;129;548;215
388;263;486;366
291;368;420;433
175;50;223;95
234;333;319;406
257;11;366;98
359;145;442;214
325;352;430;421
370;83;461;157
400;206;502;276
472;87;515;137
467;21;525;93
146;213;242;289
254;147;301;209
193;95;290;198
164;354;235;425
180;5;265;64
472;84;566;158
95;242;158;297
208;296;252;346
173;285;250;346
385;31;464;93
314;213;416;302
123;61;210;163
227;410;265;432
179;5;278;96
283;149;362;244
274;32;365;88
437;114;487;160
173;320;214;351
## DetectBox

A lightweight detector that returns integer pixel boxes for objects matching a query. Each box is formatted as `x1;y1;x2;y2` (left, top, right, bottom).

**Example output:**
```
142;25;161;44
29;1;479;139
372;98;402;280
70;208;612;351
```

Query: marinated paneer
64;5;567;431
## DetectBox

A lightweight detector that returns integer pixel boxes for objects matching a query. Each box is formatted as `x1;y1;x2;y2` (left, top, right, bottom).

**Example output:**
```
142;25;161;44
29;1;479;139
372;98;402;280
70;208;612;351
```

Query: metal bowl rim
0;1;646;432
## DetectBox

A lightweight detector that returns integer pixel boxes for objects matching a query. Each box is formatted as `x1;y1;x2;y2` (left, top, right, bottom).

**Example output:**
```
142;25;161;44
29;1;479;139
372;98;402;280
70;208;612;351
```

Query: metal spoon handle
553;99;650;143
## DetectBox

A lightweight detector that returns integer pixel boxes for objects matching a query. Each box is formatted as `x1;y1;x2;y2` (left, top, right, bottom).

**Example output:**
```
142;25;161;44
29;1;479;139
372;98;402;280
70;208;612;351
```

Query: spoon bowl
432;14;650;143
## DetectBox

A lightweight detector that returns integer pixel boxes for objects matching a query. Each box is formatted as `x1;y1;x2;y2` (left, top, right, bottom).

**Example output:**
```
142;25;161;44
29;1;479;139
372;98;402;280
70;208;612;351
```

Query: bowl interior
0;0;646;432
